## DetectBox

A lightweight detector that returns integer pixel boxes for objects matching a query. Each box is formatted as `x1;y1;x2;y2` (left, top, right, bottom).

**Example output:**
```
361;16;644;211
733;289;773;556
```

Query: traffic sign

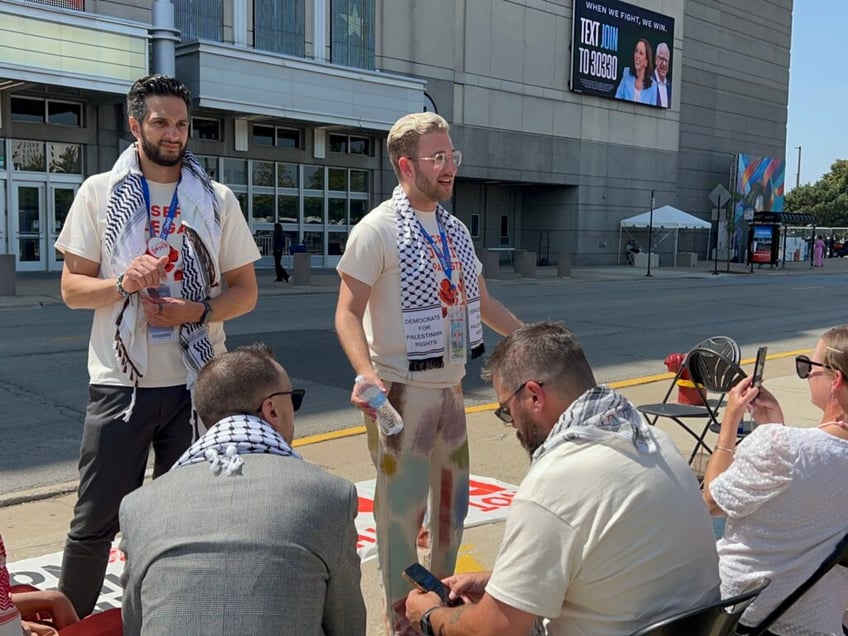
709;184;731;207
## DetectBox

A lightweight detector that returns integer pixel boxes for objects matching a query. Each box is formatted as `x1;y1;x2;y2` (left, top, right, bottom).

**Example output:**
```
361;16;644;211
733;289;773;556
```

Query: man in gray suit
119;343;366;635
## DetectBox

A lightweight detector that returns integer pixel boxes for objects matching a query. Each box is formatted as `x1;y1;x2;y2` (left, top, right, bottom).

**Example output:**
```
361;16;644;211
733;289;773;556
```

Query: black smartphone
402;563;462;606
752;346;768;387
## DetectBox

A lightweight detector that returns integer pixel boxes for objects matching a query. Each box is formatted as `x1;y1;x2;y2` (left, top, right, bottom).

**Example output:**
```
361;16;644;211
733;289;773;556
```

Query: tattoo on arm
437;606;467;635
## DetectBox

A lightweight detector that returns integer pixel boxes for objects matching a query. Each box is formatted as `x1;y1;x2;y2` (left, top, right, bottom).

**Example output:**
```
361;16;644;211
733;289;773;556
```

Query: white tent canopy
618;205;712;266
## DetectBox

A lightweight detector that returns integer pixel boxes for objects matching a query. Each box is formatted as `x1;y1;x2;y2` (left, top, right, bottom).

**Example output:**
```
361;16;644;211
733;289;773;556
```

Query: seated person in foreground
119;343;366;635
3;533;120;636
406;322;720;636
703;326;848;635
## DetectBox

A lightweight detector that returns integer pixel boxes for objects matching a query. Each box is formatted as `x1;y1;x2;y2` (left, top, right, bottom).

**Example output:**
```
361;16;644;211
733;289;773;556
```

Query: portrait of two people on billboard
614;38;671;108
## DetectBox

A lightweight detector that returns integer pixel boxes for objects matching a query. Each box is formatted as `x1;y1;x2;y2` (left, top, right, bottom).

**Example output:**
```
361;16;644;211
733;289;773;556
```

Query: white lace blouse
711;424;848;636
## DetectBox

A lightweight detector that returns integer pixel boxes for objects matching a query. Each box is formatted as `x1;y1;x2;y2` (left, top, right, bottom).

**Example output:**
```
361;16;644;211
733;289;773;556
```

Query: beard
413;170;451;204
139;129;186;167
514;406;549;458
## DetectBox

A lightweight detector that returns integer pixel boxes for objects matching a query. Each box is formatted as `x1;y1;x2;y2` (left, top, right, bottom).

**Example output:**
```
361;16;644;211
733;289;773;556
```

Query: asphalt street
1;262;846;497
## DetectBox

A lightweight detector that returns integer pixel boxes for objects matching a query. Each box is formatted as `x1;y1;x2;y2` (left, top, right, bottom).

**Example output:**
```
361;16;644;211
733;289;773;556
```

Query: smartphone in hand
751;346;768;387
403;563;463;607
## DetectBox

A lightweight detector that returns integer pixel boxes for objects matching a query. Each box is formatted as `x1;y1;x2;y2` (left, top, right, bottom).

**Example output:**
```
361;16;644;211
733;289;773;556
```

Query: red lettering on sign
358;497;373;514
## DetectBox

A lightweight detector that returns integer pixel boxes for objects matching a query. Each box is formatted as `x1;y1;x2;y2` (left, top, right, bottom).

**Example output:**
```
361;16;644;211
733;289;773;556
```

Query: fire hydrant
664;352;705;406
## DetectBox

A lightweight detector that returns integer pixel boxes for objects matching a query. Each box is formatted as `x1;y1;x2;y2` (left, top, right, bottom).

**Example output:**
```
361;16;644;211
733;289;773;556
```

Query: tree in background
785;159;848;226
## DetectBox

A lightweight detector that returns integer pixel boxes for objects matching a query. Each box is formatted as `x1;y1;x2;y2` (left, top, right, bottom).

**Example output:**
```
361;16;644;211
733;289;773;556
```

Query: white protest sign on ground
8;474;518;611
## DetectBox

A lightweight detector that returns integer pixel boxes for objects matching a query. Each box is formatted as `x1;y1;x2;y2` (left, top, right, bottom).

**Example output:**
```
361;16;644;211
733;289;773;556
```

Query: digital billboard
570;0;675;108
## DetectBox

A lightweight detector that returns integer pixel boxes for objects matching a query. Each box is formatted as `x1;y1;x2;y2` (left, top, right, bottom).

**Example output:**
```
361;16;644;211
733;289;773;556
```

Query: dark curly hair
126;74;192;122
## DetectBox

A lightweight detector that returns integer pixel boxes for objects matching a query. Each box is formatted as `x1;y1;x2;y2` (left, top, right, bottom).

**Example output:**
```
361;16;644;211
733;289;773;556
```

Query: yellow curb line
293;347;812;448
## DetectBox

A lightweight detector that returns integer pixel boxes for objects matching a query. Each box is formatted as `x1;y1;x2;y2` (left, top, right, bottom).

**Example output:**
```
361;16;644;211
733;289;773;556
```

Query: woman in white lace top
703;326;848;636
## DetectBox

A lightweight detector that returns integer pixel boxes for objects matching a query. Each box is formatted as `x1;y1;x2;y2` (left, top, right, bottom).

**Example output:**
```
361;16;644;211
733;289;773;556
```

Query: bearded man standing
54;74;260;617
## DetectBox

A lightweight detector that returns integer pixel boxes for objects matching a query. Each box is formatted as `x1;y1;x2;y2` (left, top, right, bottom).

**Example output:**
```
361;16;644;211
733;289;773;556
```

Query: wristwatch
198;300;213;325
420;606;439;636
115;273;133;299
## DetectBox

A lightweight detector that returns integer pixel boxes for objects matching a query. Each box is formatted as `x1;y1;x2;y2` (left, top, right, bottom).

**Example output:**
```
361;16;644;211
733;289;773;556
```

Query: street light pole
646;190;654;277
795;145;802;188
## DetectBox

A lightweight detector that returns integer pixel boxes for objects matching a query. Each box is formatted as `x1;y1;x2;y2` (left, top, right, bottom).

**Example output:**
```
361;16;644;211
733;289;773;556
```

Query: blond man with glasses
335;112;522;634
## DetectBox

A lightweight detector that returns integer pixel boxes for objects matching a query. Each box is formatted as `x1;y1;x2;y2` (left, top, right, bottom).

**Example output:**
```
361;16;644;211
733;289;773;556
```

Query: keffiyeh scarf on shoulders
172;414;301;477
103;144;222;421
392;185;484;371
532;385;658;464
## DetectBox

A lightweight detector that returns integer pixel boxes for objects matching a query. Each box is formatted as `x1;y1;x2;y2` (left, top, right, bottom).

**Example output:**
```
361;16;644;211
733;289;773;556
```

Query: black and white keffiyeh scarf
532;385;658;464
172;414;301;477
103;143;222;422
392;185;484;371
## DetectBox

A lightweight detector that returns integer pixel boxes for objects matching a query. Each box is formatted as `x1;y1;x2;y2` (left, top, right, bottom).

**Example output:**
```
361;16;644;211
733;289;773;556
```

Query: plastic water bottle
355;374;404;435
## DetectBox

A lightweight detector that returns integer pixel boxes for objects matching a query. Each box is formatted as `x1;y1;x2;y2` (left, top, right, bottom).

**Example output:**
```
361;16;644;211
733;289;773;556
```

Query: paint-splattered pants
364;381;469;636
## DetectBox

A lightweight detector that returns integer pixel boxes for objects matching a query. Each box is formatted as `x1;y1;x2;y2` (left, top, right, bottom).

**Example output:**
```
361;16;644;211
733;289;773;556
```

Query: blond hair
822;325;848;377
387;112;449;180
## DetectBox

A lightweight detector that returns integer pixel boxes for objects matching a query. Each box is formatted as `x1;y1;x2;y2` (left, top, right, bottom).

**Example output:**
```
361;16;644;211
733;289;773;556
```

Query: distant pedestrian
273;222;290;282
814;235;825;267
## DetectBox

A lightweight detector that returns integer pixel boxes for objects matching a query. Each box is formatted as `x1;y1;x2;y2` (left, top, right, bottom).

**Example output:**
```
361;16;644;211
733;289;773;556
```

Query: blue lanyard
141;178;180;241
417;219;453;287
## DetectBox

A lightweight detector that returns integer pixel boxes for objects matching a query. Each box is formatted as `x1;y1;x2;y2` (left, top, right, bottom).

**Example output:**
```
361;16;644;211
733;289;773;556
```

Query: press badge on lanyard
418;220;466;364
143;178;179;345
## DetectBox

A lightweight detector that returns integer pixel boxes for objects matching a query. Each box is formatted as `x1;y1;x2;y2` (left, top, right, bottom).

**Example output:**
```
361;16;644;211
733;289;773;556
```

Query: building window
329;134;372;156
253;125;302;149
23;0;84;9
470;214;480;239
191;117;221;141
331;0;375;70
49;143;82;174
255;0;304;57
197;155;219;180
12;141;45;172
175;0;223;41
11;98;82;127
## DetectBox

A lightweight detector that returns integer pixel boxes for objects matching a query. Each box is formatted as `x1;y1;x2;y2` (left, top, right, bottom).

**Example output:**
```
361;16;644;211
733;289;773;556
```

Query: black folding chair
631;578;770;636
739;531;848;636
638;336;743;465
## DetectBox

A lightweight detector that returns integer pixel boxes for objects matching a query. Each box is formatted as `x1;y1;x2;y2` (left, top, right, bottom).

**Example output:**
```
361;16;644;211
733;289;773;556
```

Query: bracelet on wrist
116;273;133;299
715;445;735;455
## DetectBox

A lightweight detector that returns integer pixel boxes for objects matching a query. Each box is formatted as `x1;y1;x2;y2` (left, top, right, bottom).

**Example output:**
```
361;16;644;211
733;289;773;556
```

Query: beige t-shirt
55;172;260;387
337;199;482;389
486;427;721;635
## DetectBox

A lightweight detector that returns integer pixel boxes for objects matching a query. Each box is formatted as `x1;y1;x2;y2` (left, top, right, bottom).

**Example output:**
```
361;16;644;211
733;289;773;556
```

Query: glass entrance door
48;185;77;271
13;183;45;271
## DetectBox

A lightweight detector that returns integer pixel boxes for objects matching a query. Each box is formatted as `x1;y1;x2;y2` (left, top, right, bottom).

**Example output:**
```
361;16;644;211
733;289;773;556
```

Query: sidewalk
2;255;847;309
0;354;814;634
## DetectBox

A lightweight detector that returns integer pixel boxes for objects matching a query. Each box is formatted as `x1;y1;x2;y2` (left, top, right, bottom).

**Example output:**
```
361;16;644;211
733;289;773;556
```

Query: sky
785;1;845;191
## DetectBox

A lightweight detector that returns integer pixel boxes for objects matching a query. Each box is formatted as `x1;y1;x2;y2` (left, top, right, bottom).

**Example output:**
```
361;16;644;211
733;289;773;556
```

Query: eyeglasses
656;56;670;65
795;355;832;380
409;150;463;170
493;381;543;424
257;388;305;413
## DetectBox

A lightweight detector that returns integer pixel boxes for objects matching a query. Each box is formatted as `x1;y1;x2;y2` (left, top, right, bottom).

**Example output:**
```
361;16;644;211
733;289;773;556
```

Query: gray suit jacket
119;454;365;635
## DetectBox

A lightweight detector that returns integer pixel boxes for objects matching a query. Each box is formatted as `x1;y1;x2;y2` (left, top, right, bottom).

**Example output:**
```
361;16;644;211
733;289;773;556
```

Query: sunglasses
257;388;306;413
494;381;543;424
794;355;832;380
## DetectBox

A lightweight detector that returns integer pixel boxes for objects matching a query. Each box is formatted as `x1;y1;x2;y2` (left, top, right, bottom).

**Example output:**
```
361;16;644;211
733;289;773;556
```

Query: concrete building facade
0;0;792;271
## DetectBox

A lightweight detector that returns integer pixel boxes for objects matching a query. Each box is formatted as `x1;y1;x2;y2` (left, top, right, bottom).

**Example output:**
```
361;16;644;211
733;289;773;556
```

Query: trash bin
664;352;705;405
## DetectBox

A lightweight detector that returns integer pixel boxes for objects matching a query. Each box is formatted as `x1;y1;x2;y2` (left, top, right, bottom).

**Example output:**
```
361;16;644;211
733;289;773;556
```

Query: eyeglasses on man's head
493;381;543;424
409;150;463;170
257;388;306;413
